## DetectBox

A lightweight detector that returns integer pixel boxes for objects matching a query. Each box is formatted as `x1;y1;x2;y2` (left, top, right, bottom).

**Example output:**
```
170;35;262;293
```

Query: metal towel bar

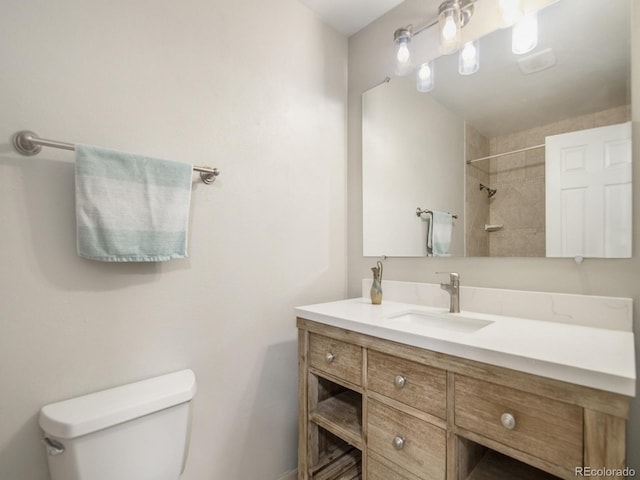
12;130;220;184
416;207;458;219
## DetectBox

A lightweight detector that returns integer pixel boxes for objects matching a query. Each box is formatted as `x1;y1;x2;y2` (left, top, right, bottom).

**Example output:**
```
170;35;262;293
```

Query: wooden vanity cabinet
298;318;630;480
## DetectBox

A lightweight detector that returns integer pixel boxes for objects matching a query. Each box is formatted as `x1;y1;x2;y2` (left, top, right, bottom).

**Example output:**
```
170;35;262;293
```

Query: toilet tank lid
39;369;196;439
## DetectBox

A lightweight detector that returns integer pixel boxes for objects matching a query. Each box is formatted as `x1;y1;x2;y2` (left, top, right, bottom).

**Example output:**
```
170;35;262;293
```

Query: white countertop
296;298;636;397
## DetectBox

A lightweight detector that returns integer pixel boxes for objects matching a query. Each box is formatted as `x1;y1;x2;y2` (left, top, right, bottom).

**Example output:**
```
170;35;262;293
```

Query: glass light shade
394;33;413;76
416;62;434;92
458;40;479;75
512;13;538;54
438;3;461;55
498;0;523;27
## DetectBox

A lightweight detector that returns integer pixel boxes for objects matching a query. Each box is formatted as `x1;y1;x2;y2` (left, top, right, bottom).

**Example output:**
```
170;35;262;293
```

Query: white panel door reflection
546;122;632;258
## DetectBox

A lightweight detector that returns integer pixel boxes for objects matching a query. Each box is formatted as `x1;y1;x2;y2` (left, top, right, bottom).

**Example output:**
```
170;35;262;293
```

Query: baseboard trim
276;468;297;480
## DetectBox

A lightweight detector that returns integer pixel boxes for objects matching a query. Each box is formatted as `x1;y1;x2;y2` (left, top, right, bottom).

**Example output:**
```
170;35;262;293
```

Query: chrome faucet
437;272;460;313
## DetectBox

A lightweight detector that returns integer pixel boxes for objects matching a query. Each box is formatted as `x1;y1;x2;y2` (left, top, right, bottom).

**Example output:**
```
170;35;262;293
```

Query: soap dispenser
370;260;383;305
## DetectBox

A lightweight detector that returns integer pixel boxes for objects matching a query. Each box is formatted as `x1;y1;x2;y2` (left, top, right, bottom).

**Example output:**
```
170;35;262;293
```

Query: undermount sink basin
386;310;494;333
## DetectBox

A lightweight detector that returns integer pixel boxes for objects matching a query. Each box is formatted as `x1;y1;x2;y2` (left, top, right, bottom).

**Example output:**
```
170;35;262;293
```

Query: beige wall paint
349;1;640;470
0;1;347;479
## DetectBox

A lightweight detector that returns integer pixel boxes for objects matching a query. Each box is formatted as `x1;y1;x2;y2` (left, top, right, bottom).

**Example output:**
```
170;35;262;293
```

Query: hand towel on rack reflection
430;211;454;257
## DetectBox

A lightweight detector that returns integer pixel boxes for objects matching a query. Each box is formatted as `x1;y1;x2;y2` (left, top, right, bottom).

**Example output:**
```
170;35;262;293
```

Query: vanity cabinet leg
298;329;311;479
446;372;456;479
584;409;626;474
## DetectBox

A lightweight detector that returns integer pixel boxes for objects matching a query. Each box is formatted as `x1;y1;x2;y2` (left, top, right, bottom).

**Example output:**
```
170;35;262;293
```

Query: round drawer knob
394;375;407;389
501;413;516;430
325;352;335;364
392;436;405;450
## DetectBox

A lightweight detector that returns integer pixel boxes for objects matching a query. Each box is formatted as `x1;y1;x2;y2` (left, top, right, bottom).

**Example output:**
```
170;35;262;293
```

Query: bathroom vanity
296;282;635;480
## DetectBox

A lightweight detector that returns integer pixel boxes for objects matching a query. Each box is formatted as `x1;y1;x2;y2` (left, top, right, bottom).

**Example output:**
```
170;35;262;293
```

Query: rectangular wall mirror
362;0;632;258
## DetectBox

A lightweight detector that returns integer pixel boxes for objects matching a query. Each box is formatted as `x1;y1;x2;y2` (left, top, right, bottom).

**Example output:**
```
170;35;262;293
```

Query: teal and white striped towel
75;144;193;262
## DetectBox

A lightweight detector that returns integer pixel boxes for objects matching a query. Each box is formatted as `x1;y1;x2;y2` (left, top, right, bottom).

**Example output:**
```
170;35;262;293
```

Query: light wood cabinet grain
310;390;363;449
367;451;424;480
368;349;447;420
309;333;362;387
584;409;627;473
368;398;446;479
454;375;583;472
465;451;559;480
297;318;629;480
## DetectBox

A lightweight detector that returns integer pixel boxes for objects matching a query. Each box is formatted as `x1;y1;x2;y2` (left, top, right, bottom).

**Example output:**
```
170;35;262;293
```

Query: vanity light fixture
394;26;414;76
393;0;476;77
438;0;475;54
392;0;477;91
394;0;542;92
512;12;538;54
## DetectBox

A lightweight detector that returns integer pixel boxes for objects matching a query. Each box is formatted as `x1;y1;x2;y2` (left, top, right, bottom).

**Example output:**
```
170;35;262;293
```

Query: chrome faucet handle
436;272;459;283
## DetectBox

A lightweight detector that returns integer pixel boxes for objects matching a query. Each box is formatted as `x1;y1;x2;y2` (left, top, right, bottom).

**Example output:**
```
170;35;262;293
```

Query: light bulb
438;2;461;55
498;0;523;27
394;28;413;76
512;13;537;54
416;62;434;92
459;40;479;75
442;16;458;41
397;41;410;64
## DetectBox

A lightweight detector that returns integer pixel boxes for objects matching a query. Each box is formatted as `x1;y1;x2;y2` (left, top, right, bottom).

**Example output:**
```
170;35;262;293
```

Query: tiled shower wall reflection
465;105;630;257
465;126;491;256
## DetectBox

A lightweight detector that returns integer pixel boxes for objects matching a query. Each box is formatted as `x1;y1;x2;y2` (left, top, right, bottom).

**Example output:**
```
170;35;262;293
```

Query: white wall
0;1;347;479
349;0;640;470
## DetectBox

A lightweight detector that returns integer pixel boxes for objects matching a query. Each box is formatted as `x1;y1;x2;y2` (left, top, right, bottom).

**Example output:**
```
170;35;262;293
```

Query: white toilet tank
39;369;196;480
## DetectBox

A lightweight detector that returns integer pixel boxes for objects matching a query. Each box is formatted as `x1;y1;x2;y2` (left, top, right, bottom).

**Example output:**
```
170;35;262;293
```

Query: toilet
39;369;196;480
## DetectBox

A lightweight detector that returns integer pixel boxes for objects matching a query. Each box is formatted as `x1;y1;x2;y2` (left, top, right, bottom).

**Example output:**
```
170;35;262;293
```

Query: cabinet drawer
309;333;362;386
368;452;423;480
368;399;446;480
368;350;447;419
455;375;583;470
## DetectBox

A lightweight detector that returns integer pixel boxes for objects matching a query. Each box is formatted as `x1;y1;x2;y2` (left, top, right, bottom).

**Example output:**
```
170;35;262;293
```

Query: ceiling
297;0;405;36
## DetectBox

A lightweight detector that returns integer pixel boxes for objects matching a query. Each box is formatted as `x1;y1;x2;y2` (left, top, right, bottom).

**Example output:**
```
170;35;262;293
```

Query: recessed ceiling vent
517;48;557;75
